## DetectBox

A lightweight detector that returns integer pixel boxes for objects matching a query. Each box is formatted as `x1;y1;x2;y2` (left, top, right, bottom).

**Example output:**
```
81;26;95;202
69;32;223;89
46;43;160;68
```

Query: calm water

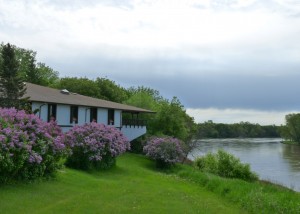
188;138;300;192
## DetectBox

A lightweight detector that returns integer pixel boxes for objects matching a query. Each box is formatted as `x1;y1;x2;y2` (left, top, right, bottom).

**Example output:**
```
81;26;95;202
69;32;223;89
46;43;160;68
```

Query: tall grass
172;164;300;214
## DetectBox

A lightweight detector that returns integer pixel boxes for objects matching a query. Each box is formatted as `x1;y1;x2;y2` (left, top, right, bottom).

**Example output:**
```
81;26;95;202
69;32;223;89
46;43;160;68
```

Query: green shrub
129;136;146;154
194;150;258;181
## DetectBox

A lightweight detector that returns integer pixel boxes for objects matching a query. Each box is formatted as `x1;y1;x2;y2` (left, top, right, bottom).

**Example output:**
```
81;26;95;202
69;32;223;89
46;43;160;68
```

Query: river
188;138;300;192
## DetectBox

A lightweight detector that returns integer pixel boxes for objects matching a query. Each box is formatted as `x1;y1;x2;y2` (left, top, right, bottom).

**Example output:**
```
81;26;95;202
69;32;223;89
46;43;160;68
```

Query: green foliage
35;63;59;86
1;43;59;86
0;43;26;108
174;163;300;214
194;150;258;181
55;77;101;98
197;121;280;139
125;90;159;112
128;135;146;154
281;113;300;144
96;77;129;103
125;88;197;142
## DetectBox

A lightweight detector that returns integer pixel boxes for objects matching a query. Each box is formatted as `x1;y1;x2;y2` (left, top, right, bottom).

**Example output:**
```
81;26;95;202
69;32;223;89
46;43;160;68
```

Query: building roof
24;82;155;113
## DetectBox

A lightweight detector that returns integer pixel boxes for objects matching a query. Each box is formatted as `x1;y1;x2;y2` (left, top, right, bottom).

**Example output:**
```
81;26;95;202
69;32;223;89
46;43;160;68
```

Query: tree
124;87;197;154
35;62;59;86
1;43;59;86
281;113;300;144
55;77;100;98
127;86;164;103
0;43;26;108
96;77;129;103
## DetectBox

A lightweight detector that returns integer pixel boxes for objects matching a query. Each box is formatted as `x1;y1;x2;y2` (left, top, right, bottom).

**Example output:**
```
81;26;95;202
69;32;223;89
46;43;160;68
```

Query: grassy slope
0;153;245;214
173;164;300;214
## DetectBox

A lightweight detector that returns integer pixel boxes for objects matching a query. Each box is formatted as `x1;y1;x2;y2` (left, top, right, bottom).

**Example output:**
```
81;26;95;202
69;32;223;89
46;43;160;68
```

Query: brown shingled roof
24;82;155;113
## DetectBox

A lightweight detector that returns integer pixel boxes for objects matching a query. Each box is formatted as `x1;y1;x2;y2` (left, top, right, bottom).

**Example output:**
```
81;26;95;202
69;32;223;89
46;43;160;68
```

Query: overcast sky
1;0;300;125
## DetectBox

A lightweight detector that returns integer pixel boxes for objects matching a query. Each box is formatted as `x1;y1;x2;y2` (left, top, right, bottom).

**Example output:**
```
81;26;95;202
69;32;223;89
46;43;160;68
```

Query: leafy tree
125;87;197;155
127;86;164;103
125;91;196;141
1;43;59;86
96;77;129;103
35;62;59;86
0;43;26;108
281;113;300;144
55;77;100;98
153;97;191;141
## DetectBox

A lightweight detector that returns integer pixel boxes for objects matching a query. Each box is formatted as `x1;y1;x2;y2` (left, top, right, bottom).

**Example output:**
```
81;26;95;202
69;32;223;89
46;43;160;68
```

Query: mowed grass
0;153;245;214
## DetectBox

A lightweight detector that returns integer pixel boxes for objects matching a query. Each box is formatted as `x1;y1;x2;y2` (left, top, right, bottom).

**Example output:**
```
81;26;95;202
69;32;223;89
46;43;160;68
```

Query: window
90;108;97;122
47;104;57;122
108;109;114;125
70;106;78;124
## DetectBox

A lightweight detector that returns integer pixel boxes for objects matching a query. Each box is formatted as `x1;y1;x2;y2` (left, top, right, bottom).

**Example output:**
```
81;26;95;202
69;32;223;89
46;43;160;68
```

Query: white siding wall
78;107;86;125
114;110;121;127
56;104;70;125
121;126;147;141
86;108;91;123
32;102;47;121
98;108;108;125
32;102;146;141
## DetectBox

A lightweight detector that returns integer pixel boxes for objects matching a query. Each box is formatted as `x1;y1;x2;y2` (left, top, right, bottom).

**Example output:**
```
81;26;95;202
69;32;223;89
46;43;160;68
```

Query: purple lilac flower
143;137;185;164
64;122;130;165
0;107;67;181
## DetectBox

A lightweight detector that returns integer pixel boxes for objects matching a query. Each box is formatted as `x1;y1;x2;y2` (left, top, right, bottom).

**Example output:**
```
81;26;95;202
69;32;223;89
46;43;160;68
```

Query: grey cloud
169;73;300;111
48;51;300;111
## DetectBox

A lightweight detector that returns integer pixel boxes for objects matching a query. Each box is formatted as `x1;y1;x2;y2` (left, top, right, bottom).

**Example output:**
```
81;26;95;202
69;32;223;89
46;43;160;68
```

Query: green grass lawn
0;153;245;214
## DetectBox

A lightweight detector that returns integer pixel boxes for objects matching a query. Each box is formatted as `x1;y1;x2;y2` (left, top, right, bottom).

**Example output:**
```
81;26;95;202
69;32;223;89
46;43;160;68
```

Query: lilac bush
64;123;130;170
0;108;66;183
143;137;185;169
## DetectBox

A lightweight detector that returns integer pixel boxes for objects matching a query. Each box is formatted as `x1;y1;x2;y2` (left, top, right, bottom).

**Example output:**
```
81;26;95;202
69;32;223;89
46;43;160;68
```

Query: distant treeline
196;120;280;139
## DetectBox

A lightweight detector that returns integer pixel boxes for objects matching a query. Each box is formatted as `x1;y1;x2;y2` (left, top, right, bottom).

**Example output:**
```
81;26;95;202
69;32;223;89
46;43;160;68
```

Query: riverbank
172;162;300;213
281;140;300;145
189;138;300;192
1;153;299;213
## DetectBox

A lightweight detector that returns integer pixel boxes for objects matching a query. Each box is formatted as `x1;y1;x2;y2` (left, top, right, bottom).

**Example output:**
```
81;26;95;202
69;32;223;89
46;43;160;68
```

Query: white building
24;83;154;141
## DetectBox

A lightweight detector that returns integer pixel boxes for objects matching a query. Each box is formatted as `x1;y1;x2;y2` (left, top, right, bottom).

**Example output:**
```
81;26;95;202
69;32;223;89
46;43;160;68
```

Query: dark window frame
47;104;57;122
108;109;114;125
70;105;79;124
90;108;98;123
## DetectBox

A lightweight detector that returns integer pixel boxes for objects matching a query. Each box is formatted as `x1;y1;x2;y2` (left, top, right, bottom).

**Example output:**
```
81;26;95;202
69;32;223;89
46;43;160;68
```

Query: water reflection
188;138;300;192
282;145;300;172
